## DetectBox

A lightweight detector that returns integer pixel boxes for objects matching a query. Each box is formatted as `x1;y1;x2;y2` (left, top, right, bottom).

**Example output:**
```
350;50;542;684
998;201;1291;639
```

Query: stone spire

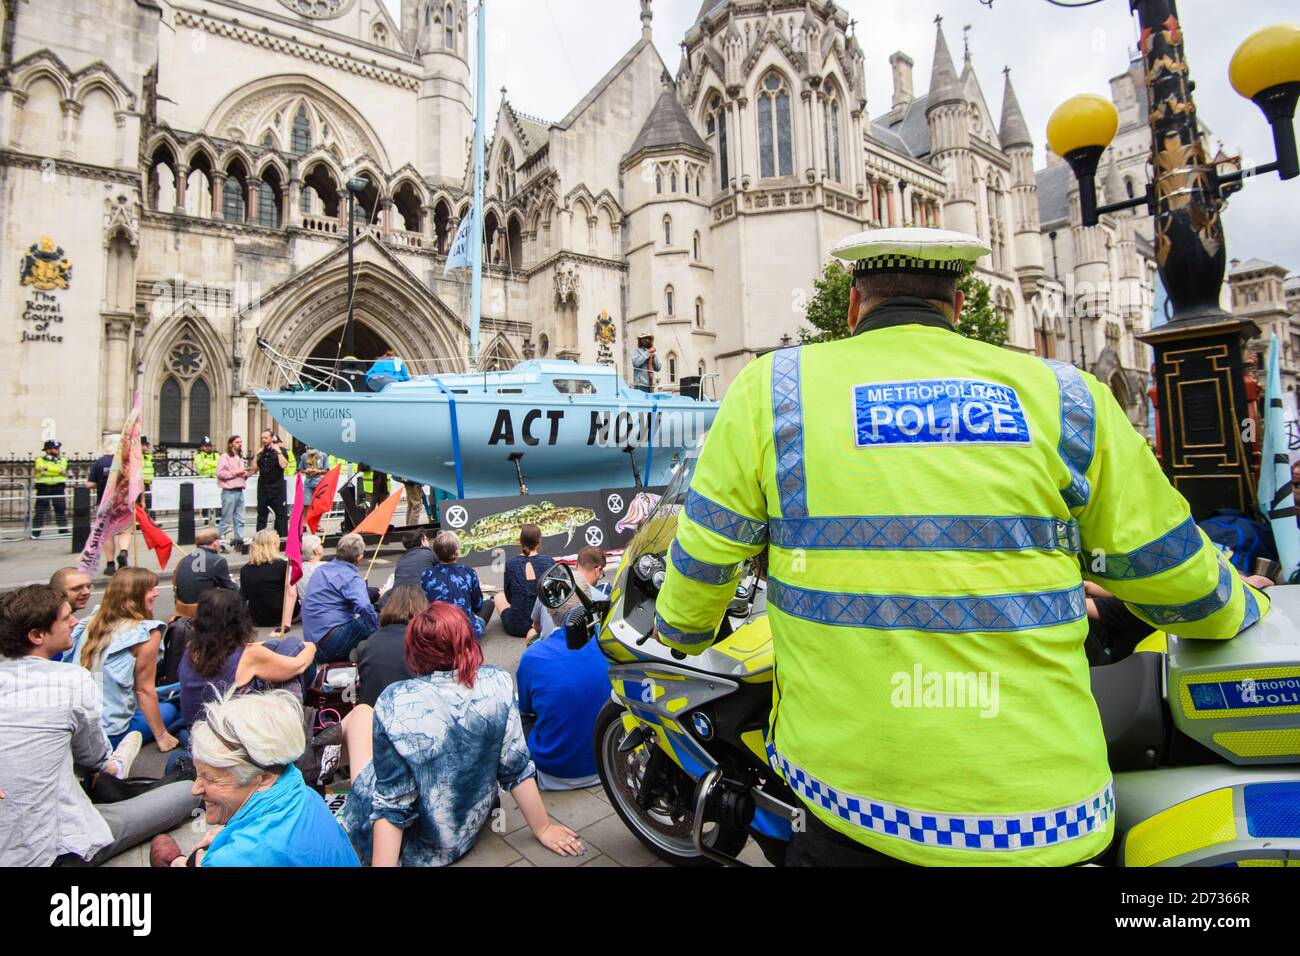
928;17;962;108
999;68;1033;150
641;0;653;41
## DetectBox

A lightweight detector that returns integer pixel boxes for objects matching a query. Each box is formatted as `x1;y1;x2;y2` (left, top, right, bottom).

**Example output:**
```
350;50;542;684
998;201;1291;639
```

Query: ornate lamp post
1048;11;1299;519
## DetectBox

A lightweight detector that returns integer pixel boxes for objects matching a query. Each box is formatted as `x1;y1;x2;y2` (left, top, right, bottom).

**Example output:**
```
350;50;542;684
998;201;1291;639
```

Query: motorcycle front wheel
594;701;749;867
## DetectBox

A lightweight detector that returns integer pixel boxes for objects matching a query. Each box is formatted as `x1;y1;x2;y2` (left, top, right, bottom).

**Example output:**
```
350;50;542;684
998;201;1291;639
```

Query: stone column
288;166;303;227
420;203;436;246
379;197;394;237
60;98;81;160
174;164;189;215
102;317;132;434
212;171;227;221
337;189;350;232
246;178;261;225
2;91;27;150
113;112;127;168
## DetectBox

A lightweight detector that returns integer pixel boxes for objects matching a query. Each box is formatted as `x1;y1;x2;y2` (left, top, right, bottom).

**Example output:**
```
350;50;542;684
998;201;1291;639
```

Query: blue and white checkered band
1046;361;1096;510
852;255;967;277
1131;558;1236;626
768;514;1081;553
1089;516;1203;580
768;744;1115;852
767;578;1087;632
771;349;808;519
654;612;716;649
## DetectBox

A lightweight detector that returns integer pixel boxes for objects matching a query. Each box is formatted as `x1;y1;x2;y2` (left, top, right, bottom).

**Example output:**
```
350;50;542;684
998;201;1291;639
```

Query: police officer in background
655;228;1270;867
255;429;289;537
194;436;219;523
31;439;69;537
140;436;155;517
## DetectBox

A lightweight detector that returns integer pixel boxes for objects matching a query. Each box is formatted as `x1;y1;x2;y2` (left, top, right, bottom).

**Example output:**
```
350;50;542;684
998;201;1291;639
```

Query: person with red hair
339;602;583;866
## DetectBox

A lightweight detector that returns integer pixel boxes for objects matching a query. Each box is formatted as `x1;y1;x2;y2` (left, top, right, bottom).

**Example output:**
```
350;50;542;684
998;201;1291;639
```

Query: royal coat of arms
595;309;616;346
20;237;72;291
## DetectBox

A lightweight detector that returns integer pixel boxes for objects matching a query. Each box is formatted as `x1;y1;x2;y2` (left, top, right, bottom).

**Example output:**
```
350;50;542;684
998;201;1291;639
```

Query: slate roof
626;87;710;158
872;94;932;160
1036;161;1074;227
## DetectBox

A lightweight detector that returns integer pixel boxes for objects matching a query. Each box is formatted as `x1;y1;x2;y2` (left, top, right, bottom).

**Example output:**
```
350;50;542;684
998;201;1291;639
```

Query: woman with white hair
152;687;358;867
294;534;326;605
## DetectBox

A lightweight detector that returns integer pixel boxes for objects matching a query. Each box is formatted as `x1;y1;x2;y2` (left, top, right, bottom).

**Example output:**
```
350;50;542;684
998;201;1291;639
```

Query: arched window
823;93;843;183
188;378;211;442
445;4;455;48
665;285;675;317
291;106;311;155
698;360;706;380
159;377;183;445
695;297;704;328
667;352;678;384
300;185;317;216
693;231;701;260
706;94;729;190
655;171;663;194
663;215;672;247
757;72;794;179
1125;177;1136;199
671;168;678;192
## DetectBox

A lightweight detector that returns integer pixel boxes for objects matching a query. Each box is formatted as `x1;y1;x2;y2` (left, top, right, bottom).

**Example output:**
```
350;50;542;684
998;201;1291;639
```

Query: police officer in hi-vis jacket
654;227;1270;867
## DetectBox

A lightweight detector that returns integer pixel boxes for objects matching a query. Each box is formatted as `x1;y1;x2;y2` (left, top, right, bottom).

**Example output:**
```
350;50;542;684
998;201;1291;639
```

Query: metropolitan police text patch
854;379;1032;448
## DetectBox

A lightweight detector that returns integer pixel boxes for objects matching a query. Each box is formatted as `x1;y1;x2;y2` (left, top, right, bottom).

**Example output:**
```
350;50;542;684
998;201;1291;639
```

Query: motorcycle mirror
563;606;593;651
538;563;577;610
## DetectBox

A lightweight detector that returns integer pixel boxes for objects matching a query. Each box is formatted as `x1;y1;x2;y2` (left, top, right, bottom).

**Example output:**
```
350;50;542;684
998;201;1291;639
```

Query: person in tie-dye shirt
340;602;584;866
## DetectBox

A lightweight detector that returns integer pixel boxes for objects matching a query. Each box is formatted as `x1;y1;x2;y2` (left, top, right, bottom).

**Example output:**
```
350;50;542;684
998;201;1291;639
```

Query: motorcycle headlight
635;552;665;583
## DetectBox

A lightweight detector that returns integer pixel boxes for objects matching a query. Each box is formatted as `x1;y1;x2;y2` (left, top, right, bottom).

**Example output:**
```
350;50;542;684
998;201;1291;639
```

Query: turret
926;20;976;234
1000;69;1044;292
416;0;473;186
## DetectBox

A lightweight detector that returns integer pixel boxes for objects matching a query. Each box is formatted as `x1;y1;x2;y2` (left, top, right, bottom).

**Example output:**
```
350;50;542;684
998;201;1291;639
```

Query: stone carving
554;259;580;307
104;184;140;249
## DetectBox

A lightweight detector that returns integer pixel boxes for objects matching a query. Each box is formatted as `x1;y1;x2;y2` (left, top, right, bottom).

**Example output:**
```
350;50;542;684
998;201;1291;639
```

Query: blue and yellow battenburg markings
1189;675;1300;711
853;379;1032;448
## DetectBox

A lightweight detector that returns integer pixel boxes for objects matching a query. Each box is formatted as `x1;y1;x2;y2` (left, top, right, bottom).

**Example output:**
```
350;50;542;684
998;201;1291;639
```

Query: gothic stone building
0;0;1156;456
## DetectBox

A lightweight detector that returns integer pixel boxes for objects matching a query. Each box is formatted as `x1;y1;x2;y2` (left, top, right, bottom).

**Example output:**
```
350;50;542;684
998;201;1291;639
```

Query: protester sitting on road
240;529;292;627
49;567;93;623
174;528;239;606
393;530;436;591
530;546;610;640
294;534;326;606
420;531;491;639
518;547;611;791
178;590;316;726
0;585;200;867
151;687;359;867
356;585;426;708
70;568;185;752
340;602;583;866
301;533;379;664
493;524;554;639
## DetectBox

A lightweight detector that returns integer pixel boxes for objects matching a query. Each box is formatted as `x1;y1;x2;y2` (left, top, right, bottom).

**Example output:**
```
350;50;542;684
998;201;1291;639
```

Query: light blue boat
256;360;718;499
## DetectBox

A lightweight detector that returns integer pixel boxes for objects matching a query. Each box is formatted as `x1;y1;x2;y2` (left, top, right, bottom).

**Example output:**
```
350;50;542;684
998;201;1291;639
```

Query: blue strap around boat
769;514;1081;553
768;743;1114;852
429;376;464;500
767;578;1087;632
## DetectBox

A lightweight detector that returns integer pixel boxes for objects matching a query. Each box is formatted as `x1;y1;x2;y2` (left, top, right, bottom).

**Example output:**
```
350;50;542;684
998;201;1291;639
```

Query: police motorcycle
538;441;1300;867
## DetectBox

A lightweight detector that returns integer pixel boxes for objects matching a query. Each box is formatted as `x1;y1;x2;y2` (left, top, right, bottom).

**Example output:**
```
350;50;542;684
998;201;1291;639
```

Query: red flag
305;465;342;534
352;489;402;537
286;475;306;585
134;505;173;570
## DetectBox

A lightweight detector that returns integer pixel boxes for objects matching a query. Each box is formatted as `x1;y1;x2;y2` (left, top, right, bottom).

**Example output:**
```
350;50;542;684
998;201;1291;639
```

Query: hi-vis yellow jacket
656;306;1268;866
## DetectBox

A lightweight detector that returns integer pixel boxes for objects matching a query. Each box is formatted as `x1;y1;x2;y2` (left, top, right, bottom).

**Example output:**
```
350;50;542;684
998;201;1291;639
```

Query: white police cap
831;227;990;278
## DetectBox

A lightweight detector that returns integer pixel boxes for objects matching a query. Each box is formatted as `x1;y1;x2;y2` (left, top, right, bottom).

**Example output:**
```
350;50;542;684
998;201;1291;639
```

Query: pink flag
285;474;307;585
79;393;144;574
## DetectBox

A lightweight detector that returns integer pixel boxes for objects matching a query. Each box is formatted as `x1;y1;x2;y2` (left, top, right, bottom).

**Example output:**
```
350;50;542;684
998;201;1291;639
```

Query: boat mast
468;0;487;372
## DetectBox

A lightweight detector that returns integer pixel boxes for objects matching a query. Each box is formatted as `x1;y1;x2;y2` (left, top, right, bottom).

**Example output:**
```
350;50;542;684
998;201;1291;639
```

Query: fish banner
439;487;663;569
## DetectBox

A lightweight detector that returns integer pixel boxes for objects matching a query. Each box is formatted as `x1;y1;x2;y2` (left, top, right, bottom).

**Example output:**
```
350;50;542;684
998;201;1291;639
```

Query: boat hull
257;388;717;499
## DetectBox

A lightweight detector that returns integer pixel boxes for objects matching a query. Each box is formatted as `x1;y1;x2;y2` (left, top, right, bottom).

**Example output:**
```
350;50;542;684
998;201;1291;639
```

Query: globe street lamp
342;175;370;365
1047;8;1300;519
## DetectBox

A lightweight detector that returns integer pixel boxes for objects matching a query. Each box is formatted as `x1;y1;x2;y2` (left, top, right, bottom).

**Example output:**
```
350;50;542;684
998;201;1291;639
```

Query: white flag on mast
443;204;477;276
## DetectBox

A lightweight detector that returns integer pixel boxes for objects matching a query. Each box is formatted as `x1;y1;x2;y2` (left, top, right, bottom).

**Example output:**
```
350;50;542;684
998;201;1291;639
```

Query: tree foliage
798;262;1009;348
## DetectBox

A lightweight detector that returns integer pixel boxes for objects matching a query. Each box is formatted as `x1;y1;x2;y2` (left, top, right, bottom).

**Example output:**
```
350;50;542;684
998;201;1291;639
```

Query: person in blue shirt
301;533;379;663
151;686;358;867
421;531;492;638
492;523;554;638
366;350;412;392
517;546;611;790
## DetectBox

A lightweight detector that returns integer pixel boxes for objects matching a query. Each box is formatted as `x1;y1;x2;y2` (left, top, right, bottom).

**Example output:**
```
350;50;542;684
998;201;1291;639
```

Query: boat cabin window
553;379;597;395
497;387;524;394
451;388;469;394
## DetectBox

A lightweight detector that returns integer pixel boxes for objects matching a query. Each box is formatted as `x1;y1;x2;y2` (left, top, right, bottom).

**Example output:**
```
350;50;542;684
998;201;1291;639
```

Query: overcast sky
383;0;1297;276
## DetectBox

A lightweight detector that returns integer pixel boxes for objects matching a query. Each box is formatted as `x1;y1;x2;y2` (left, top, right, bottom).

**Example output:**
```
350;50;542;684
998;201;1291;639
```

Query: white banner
149;477;332;511
1285;390;1300;466
443;204;476;275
